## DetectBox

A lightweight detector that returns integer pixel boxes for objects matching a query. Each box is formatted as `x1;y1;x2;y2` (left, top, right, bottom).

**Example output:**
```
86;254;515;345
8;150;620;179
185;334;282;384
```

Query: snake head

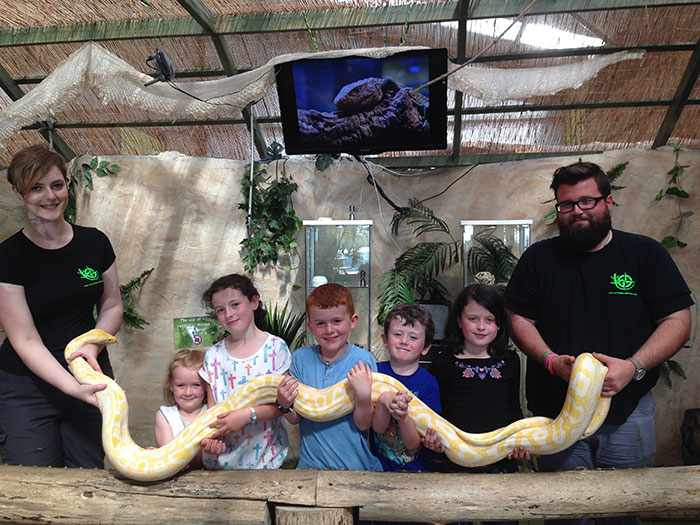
64;328;117;362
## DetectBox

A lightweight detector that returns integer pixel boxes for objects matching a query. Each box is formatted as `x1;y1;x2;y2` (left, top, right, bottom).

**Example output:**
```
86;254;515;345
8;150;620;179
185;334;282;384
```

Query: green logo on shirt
609;272;637;296
77;266;103;287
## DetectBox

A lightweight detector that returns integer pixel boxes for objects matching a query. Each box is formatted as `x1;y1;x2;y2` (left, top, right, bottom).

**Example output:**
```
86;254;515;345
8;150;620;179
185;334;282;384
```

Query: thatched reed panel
0;0;190;28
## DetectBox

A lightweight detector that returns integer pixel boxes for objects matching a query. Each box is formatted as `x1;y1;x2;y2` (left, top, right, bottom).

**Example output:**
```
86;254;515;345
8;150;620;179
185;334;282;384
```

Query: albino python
66;329;610;482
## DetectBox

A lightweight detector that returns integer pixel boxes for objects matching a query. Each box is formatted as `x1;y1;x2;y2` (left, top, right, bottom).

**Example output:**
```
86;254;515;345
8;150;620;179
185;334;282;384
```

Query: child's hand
421;428;445;453
208;408;252;439
277;375;299;409
507;446;531;461
201;437;226;456
389;390;413;422
347;362;373;403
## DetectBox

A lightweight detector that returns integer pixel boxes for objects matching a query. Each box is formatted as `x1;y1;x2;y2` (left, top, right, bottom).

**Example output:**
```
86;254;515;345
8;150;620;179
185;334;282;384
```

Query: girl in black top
426;284;528;482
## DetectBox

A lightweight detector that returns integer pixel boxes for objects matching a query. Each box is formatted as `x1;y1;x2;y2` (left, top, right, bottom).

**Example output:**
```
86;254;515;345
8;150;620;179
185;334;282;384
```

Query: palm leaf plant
377;199;460;324
266;301;306;351
466;228;519;287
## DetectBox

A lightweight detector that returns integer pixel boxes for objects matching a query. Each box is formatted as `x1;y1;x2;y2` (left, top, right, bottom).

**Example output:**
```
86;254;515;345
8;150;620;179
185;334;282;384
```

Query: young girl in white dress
198;273;291;469
155;349;207;468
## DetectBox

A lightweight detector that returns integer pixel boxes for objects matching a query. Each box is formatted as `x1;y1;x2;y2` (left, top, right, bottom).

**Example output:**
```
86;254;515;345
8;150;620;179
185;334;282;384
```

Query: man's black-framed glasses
555;196;606;213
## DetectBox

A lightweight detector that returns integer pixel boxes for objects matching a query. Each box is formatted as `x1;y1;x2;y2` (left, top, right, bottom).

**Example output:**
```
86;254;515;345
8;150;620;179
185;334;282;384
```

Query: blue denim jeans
536;391;656;525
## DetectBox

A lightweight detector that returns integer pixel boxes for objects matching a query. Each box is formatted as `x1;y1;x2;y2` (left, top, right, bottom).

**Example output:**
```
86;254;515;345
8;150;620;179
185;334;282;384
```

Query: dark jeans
0;368;106;468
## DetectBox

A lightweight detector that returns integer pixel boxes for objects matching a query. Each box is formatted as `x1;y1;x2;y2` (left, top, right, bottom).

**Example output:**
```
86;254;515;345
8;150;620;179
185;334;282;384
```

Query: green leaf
654;189;664;201
667;359;687;379
266;301;306;350
676;240;687;249
661;235;677;249
89;157;99;169
96;167;108;177
543;207;557;221
665;187;689;199
606;161;628;183
681;211;694;218
291;284;301;291
377;270;414;325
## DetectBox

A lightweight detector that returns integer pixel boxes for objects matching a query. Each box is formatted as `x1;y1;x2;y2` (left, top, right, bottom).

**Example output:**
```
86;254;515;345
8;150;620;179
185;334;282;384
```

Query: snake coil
66;329;610;481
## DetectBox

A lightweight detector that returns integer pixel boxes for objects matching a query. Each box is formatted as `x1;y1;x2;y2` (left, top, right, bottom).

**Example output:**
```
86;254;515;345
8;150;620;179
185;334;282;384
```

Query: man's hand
592;352;635;396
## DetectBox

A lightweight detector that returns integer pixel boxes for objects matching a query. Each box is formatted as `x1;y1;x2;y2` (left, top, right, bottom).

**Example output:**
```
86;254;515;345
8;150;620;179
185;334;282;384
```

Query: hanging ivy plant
657;143;692;249
238;156;302;273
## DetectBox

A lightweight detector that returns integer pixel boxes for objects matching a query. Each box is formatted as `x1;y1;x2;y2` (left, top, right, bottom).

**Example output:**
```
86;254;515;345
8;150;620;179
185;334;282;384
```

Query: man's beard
557;207;612;251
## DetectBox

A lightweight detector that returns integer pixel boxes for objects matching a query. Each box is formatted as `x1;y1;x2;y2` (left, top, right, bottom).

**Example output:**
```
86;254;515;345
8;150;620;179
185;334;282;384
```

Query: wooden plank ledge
1;465;699;523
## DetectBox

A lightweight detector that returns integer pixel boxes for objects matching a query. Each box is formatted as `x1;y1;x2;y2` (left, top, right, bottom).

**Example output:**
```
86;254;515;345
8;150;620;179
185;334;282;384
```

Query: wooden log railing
1;465;700;523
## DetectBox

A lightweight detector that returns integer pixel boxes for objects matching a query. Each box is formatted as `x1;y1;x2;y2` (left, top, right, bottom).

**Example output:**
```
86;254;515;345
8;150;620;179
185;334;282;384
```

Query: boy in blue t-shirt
371;303;441;472
277;283;381;470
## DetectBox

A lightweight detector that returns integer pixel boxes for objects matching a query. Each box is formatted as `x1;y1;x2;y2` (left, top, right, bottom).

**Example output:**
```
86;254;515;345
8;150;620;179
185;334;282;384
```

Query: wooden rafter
652;36;700;148
451;0;470;163
0;62;75;159
175;0;267;158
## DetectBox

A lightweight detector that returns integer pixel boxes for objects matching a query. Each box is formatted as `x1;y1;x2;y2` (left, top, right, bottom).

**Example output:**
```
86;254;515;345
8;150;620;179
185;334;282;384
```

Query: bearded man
505;161;693;525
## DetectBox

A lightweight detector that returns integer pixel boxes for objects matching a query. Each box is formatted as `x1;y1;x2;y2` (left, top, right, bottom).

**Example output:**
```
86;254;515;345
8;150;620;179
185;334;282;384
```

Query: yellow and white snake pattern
66;329;610;481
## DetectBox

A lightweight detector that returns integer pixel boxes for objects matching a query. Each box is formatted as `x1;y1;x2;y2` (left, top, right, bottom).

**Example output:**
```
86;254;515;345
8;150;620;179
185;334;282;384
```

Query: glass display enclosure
304;219;372;349
461;220;533;287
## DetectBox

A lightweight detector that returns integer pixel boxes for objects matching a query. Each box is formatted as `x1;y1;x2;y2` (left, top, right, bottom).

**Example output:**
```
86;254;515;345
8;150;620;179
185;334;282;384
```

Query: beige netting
0;42;644;149
447;51;645;104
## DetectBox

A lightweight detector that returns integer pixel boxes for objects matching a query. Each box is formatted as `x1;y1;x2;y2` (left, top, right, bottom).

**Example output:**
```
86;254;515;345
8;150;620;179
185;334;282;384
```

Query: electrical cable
413;163;479;206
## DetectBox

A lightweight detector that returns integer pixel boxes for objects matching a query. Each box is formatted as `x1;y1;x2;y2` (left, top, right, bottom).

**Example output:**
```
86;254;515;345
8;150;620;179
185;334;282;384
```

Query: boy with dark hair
277;283;381;470
372;303;441;472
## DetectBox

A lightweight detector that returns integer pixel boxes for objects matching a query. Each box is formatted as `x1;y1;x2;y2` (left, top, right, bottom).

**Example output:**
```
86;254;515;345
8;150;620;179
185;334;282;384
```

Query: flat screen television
275;48;448;155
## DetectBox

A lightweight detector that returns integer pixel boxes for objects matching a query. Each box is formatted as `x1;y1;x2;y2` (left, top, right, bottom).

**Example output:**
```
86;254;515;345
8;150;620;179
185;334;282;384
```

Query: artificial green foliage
64;156;121;223
266;301;306;351
238;162;302;272
120;268;154;330
376;199;460;324
659;357;687;388
467;228;519;287
75;156;121;190
657;143;692;250
377;270;415;325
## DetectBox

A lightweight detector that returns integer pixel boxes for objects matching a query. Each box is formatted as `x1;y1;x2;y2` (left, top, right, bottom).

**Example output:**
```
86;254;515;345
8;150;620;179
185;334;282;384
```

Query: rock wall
0;147;697;466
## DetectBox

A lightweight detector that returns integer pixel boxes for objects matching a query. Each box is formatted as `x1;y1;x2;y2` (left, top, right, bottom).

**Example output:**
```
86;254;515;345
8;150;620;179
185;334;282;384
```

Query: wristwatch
276;401;293;414
626;356;646;381
249;406;258;423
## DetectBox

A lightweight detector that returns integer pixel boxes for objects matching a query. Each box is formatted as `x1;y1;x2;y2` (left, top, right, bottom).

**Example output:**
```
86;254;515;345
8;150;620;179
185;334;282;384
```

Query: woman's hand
67;342;103;373
72;382;107;408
